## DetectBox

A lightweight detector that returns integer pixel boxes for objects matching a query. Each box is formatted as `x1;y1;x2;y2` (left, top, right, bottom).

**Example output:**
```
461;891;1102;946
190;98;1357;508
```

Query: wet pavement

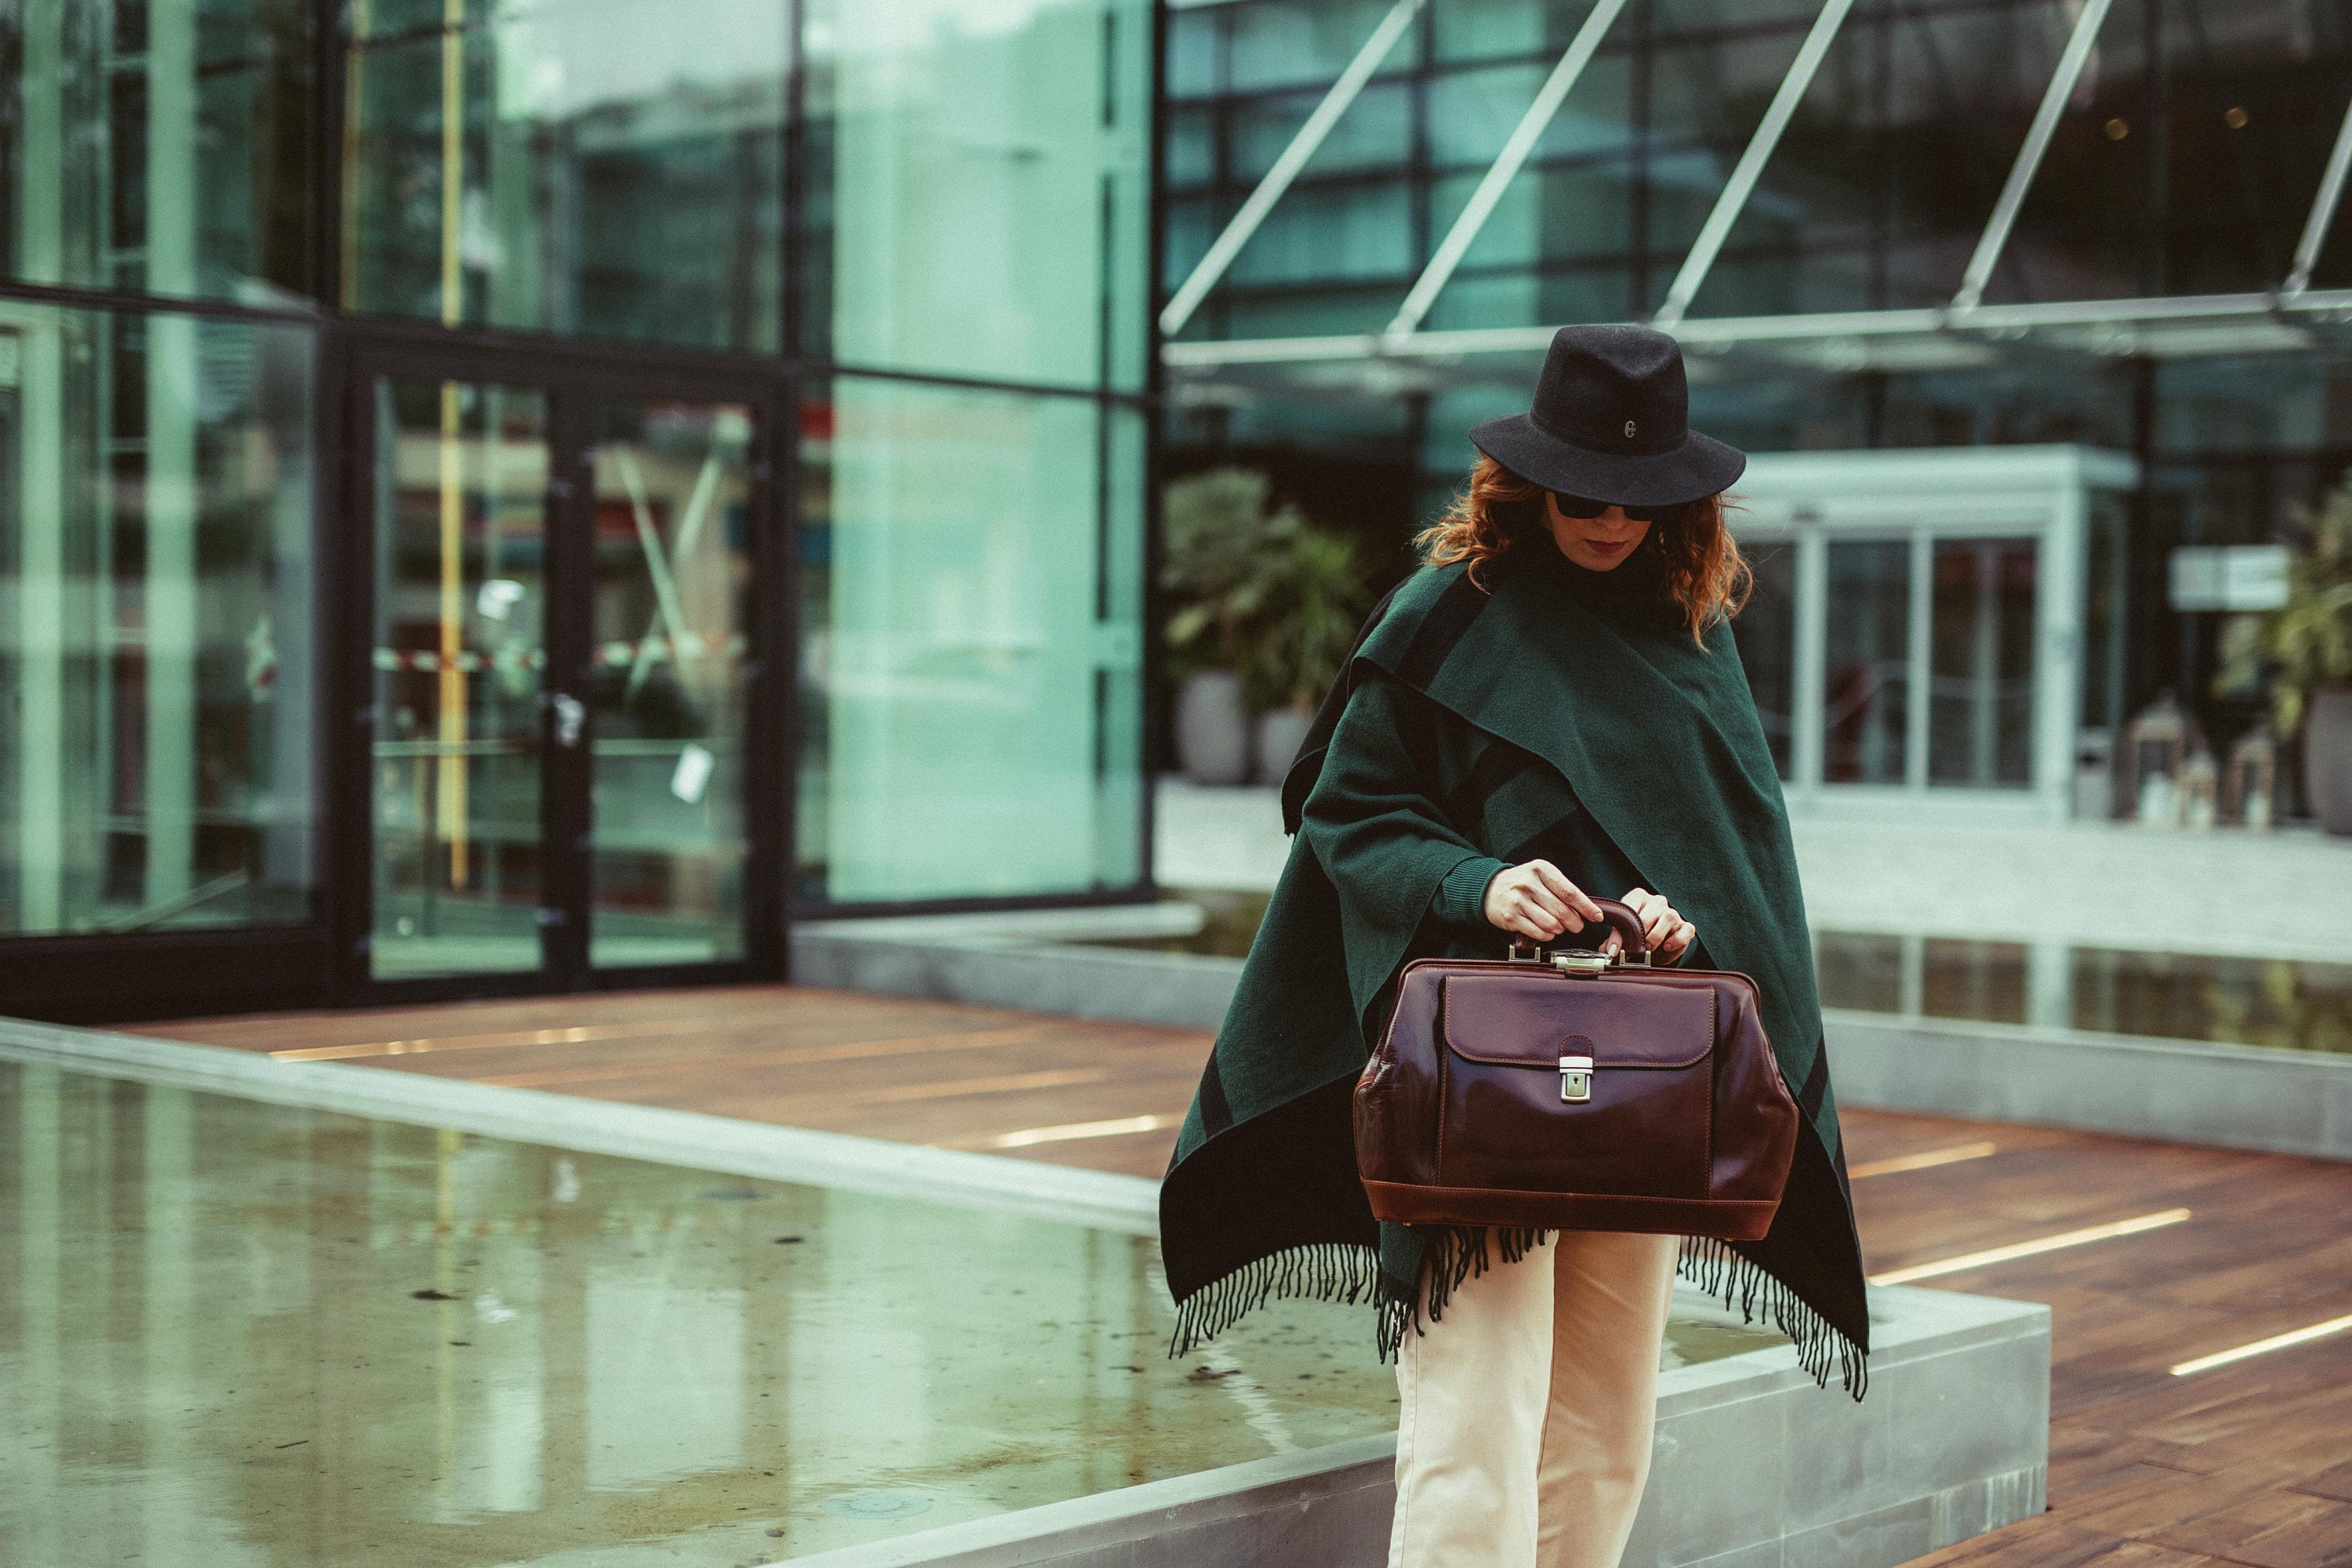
0;1061;1779;1566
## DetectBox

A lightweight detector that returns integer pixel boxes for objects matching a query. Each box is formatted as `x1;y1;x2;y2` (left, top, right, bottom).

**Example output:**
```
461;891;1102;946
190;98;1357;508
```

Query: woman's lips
1584;537;1633;554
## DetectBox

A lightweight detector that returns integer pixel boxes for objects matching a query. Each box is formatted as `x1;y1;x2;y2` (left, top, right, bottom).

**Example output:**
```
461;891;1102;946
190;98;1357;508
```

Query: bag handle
1506;898;1650;967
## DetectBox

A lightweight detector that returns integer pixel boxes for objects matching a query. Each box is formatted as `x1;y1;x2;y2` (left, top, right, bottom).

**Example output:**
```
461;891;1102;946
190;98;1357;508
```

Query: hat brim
1467;414;1746;507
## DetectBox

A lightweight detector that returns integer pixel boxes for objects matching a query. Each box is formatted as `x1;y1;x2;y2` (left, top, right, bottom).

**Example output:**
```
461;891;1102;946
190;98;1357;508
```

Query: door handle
550;693;586;749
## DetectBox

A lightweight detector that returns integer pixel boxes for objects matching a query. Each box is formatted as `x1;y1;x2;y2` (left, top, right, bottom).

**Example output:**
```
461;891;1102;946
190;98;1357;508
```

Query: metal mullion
1138;0;1171;896
310;0;345;308
2285;90;2352;296
1388;0;1631;339
541;380;597;986
1653;0;1860;328
1159;0;1427;338
1905;528;1933;790
776;368;814;973
1949;0;2118;311
328;332;383;998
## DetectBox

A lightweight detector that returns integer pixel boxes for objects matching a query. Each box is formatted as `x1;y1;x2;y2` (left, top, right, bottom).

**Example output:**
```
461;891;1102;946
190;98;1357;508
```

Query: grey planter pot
2307;686;2352;835
1255;706;1317;786
1175;670;1252;786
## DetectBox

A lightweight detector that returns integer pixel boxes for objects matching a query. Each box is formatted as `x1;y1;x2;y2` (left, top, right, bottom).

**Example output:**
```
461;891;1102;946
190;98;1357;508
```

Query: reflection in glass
1;2;316;301
1928;539;2035;787
803;0;1153;389
371;379;550;978
0;303;315;935
1822;539;1910;785
1734;540;1798;780
588;401;753;967
340;0;783;351
798;379;1145;902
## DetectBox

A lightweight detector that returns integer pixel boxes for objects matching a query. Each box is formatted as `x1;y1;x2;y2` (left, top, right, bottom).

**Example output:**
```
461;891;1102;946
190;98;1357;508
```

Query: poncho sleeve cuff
1432;855;1510;928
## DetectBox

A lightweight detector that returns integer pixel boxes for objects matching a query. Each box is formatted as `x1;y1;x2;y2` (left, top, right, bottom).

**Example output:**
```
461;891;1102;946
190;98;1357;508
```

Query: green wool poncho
1157;543;1871;1396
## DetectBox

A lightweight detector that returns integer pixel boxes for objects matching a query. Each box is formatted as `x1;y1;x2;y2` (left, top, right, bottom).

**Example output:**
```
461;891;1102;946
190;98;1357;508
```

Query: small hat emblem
1624;419;1637;438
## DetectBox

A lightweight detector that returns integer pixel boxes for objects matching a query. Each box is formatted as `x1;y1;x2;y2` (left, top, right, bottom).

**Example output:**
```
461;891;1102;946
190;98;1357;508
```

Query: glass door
366;375;556;981
584;399;757;970
348;349;780;992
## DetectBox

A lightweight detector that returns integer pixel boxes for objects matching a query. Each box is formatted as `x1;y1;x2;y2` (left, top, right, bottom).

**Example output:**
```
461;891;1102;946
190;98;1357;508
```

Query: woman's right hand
1480;859;1604;942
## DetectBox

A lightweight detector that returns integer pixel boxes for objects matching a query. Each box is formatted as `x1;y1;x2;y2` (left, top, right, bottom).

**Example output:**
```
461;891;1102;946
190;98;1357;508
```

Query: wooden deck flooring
138;983;2352;1568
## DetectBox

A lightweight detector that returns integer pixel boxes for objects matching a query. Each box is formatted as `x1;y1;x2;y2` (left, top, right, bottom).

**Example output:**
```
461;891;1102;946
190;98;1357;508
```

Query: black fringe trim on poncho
1171;1228;1867;1402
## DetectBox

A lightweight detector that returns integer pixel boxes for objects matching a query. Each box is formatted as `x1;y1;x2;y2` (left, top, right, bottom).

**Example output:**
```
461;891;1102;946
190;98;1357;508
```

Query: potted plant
1163;470;1302;786
2218;479;2352;833
1238;524;1371;784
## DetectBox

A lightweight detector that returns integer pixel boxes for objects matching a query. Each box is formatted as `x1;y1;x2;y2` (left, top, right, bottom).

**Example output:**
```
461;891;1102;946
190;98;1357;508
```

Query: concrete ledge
1825;1010;2352;1161
780;1285;2049;1568
794;916;2352;1162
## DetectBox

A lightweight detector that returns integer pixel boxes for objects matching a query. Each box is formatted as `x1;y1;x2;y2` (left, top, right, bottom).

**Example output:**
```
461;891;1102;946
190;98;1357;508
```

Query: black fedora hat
1469;324;1744;508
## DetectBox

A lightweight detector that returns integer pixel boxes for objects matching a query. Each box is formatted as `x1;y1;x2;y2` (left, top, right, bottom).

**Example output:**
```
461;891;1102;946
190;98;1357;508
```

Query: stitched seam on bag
1705;986;1719;1197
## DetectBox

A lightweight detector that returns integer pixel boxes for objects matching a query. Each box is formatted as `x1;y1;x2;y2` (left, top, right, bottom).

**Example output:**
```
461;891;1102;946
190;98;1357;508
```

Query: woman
1157;325;1869;1568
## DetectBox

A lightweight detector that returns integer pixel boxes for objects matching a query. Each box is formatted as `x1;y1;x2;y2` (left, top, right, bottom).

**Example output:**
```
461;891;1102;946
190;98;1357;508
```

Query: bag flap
1441;972;1715;1069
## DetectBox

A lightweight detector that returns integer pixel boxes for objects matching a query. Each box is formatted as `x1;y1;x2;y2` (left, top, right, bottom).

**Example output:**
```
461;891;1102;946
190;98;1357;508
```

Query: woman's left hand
1618;888;1696;965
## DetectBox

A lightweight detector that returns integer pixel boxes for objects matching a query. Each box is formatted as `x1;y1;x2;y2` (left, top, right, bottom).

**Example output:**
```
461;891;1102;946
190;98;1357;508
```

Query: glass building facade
1161;0;2352;815
0;0;1155;1018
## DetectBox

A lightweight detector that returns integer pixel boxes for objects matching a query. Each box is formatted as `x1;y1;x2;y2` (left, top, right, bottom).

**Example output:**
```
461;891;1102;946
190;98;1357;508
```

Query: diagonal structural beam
2285;91;2352;295
1159;0;1425;339
1384;0;1631;340
1951;0;2116;312
1652;0;1857;330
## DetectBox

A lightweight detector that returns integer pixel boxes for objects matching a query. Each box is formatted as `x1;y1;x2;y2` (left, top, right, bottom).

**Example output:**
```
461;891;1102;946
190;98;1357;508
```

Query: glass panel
1822;539;1909;785
1;2;316;302
803;0;1154;390
341;0;785;352
1734;539;1798;781
587;400;755;968
371;378;550;978
798;377;1145;902
1929;539;2037;787
0;302;316;935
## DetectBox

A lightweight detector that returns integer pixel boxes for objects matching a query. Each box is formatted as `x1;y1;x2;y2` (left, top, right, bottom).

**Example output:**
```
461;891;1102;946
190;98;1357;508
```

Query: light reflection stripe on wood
853;1068;1112;1105
1867;1208;2192;1286
471;1028;1047;1087
978;1114;1182;1149
1850;1142;2000;1180
2170;1312;2352;1376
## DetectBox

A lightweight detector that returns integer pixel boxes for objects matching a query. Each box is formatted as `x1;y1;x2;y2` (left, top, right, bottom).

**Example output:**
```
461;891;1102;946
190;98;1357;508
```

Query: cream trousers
1387;1229;1679;1568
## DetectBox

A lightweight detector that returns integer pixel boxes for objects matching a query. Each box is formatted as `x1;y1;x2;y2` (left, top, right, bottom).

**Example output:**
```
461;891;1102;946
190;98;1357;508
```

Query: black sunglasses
1549;491;1672;524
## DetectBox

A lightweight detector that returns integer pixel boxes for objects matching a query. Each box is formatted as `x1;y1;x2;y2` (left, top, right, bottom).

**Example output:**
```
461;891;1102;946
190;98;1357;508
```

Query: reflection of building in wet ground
1156;782;2352;1056
105;983;2352;1568
1156;779;2352;958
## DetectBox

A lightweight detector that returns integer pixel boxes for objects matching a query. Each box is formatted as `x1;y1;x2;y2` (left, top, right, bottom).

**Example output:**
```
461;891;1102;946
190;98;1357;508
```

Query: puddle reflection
0;1064;1773;1566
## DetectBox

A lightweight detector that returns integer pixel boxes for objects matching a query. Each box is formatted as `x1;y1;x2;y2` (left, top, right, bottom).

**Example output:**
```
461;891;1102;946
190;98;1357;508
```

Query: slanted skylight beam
1383;0;1632;341
1652;0;1858;330
1951;0;2117;312
2285;93;2352;296
1158;0;1427;339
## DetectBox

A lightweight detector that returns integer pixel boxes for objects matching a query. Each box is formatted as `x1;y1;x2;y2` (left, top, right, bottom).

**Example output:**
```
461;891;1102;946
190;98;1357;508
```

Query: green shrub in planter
2219;480;2352;830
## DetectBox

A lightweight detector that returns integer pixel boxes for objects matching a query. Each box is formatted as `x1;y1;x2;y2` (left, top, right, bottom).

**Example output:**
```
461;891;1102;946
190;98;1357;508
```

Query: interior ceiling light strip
1848;1141;1999;1180
2169;1312;2352;1377
1867;1207;2190;1286
982;1112;1181;1150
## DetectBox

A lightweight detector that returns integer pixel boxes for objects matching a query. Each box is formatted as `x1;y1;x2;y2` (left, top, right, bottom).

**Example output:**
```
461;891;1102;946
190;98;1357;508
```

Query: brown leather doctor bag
1353;899;1798;1240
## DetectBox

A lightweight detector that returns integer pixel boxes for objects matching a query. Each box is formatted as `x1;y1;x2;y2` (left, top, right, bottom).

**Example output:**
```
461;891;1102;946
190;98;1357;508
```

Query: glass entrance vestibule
1729;447;2137;820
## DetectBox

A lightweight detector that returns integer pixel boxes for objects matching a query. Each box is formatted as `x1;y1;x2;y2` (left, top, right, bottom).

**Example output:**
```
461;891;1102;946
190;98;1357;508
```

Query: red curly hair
1415;455;1750;641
